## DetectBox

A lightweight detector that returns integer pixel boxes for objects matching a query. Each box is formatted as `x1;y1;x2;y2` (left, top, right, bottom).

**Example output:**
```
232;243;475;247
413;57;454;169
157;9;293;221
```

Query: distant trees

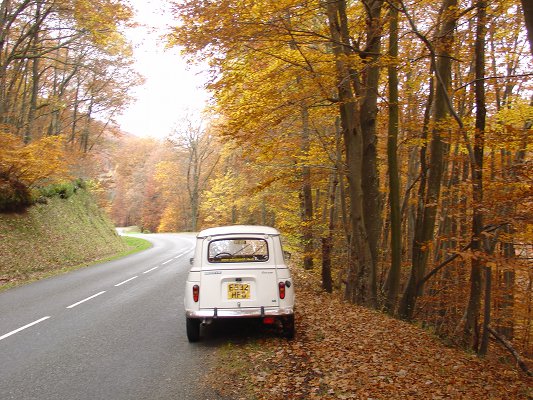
107;118;220;233
0;0;138;211
0;0;137;145
170;117;219;232
167;0;532;357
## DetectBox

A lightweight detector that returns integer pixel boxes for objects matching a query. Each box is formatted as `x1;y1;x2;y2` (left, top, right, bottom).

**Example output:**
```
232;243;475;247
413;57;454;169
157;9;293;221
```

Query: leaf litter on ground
207;266;532;399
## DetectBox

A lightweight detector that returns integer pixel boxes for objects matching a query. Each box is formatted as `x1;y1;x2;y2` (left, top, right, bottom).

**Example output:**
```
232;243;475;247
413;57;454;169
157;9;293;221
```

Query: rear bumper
186;306;294;319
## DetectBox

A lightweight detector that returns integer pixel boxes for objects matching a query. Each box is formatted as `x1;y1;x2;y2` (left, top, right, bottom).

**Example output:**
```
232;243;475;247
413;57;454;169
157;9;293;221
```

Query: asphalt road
0;233;223;400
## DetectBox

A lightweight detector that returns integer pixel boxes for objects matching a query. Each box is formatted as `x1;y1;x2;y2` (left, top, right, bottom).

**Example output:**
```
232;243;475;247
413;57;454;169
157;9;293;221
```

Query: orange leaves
208;266;533;399
0;132;69;188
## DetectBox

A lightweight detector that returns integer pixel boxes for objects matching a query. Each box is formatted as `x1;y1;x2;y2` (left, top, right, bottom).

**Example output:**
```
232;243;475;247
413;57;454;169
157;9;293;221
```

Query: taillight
278;281;286;299
193;285;199;302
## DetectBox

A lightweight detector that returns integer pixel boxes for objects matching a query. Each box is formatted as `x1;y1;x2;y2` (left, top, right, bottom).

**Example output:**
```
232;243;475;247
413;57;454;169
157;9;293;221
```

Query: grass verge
0;235;152;293
0;189;153;293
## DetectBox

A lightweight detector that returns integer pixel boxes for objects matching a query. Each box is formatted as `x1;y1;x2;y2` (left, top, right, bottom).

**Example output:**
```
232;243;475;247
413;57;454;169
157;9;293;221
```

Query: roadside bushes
38;179;86;200
0;178;87;212
0;174;33;212
0;132;70;212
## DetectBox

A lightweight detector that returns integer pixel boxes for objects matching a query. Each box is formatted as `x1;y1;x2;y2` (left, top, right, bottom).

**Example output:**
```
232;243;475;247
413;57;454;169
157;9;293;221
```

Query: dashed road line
174;249;194;259
114;276;138;287
0;316;51;341
2;247;196;342
66;291;106;309
143;266;159;274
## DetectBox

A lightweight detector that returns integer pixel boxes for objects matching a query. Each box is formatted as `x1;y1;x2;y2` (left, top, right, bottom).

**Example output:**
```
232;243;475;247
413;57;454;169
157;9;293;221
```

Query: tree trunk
479;265;491;355
399;0;458;320
520;0;533;55
384;1;401;314
301;102;314;270
321;171;338;293
24;1;42;143
398;70;433;319
323;0;376;307
464;0;487;351
360;0;384;279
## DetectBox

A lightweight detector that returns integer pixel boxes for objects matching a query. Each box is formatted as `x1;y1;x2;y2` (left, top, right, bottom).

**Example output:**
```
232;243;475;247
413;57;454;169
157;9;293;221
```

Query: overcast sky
115;0;210;139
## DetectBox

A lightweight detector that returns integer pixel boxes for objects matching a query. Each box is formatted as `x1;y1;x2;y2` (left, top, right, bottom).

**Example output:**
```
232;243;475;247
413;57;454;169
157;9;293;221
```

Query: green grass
122;235;153;253
67;235;153;266
0;189;152;293
0;235;153;293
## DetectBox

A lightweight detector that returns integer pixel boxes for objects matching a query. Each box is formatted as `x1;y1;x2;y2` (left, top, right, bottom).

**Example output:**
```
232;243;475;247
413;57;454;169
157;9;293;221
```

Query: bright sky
115;0;210;139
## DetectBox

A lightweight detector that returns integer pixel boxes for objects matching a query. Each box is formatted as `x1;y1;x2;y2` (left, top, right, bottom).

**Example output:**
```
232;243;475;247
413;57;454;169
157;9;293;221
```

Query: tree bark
520;0;533;55
321;171;338;293
301;102;314;270
24;1;42;143
399;0;458;320
397;69;433;319
360;0;384;280
323;0;376;307
464;0;487;350
384;1;401;314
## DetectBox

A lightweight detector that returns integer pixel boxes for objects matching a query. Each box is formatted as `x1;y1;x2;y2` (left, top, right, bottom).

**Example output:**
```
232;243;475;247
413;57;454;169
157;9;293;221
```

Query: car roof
197;225;280;238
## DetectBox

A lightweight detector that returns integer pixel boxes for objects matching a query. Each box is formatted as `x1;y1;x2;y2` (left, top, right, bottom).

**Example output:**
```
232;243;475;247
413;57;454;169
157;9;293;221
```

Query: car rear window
208;238;269;263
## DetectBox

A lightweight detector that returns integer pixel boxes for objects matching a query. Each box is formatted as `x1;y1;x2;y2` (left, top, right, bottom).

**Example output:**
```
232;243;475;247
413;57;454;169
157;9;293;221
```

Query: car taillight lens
193;285;199;302
278;281;286;299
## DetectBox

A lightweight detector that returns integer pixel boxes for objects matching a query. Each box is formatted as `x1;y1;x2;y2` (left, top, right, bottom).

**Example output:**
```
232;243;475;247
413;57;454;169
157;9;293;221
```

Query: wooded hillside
163;0;532;359
0;0;138;213
0;186;126;288
0;0;531;366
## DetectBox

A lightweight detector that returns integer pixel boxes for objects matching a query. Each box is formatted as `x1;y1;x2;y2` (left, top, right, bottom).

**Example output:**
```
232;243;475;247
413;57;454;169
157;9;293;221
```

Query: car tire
282;315;295;339
186;318;200;342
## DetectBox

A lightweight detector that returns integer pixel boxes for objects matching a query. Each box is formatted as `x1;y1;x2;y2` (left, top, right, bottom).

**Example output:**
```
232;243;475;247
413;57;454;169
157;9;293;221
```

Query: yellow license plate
227;283;250;300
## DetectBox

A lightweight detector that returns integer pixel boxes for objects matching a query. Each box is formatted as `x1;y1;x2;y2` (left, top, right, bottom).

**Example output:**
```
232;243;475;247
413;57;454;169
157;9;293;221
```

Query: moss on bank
0;189;139;289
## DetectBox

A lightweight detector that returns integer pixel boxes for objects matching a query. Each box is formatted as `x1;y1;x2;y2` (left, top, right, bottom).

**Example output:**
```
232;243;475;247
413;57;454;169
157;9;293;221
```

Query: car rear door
199;235;279;310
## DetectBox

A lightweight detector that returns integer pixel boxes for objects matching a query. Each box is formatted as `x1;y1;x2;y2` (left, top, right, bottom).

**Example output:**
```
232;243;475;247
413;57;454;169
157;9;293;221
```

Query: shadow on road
196;318;284;347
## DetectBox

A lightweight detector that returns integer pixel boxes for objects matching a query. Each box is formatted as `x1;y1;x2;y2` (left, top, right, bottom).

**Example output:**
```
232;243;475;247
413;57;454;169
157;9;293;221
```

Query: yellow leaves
157;206;182;233
72;0;133;52
201;171;240;225
0;132;70;187
154;160;180;197
489;98;533;151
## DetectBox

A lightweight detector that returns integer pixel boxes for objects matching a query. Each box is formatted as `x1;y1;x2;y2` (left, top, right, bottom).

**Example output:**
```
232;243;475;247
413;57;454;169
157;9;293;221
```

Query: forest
0;0;531;363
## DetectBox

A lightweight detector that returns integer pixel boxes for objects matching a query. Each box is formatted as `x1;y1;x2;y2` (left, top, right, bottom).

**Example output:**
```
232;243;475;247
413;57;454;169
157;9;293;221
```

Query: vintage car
184;225;295;342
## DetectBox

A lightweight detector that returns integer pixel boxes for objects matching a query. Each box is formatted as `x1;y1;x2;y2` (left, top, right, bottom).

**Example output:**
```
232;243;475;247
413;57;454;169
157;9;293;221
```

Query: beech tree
165;0;531;357
0;0;138;213
0;0;137;146
170;117;219;232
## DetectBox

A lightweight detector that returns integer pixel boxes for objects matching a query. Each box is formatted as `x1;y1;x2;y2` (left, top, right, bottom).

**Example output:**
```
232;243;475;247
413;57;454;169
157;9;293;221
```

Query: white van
184;225;295;342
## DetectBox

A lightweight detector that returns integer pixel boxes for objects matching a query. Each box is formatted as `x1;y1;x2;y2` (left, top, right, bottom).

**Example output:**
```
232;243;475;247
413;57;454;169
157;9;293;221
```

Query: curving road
0;233;222;400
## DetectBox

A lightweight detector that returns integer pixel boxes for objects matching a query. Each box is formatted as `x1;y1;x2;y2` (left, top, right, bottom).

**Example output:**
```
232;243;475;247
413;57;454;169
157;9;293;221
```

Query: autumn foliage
2;0;530;380
0;132;69;211
162;0;533;362
208;266;532;398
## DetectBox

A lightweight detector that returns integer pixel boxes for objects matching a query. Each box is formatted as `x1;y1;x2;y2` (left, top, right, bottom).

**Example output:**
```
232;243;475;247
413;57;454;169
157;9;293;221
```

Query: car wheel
186;318;201;342
282;315;295;339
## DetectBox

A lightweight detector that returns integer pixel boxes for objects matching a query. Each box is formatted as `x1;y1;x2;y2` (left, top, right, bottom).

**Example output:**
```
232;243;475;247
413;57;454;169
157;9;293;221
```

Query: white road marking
143;266;159;274
114;276;138;287
162;259;172;265
174;249;194;259
66;291;106;309
0;316;51;341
